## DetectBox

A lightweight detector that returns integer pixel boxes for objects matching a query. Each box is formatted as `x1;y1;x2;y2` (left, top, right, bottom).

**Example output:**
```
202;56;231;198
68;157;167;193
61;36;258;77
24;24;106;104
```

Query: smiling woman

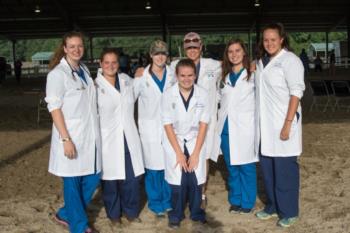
255;23;305;228
99;49;119;83
96;48;145;224
212;39;257;215
45;31;101;233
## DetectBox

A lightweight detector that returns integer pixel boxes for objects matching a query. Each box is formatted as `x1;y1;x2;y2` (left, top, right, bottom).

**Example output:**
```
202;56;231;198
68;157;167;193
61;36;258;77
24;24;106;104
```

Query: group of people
45;22;305;233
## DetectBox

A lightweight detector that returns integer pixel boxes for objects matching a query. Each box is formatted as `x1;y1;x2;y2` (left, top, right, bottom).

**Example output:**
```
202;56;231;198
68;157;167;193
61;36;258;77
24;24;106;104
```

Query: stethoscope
65;57;91;90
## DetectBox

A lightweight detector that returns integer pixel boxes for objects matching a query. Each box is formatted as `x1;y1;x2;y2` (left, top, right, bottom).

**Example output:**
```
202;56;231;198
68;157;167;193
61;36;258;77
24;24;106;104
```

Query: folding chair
37;91;50;125
309;80;332;112
331;81;350;112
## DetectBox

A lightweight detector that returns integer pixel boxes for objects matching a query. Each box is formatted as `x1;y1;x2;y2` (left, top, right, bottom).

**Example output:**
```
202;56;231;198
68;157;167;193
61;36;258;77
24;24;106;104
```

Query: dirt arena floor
0;75;350;233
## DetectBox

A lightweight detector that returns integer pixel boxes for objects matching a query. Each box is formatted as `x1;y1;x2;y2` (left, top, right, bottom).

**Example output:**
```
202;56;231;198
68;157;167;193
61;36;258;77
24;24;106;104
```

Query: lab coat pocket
267;65;286;87
63;87;85;118
193;102;205;120
238;112;255;131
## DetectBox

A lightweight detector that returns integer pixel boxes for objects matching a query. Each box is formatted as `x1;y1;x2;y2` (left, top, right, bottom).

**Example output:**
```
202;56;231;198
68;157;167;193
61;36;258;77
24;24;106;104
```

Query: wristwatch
60;137;71;143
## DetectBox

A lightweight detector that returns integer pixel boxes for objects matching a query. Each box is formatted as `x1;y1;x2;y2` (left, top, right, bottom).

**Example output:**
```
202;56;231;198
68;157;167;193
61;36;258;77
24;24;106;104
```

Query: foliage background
0;32;347;62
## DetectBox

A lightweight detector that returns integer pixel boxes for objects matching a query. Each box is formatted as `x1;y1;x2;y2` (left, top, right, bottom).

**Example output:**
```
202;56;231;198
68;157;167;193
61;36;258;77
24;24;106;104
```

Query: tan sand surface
0;81;350;233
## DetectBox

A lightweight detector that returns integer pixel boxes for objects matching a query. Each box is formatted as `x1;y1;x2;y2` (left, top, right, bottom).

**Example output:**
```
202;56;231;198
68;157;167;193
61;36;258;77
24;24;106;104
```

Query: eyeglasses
184;38;201;43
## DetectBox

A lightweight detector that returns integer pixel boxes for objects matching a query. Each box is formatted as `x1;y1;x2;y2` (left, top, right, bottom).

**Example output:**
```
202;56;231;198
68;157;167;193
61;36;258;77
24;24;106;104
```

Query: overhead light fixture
254;0;260;7
34;5;41;13
145;1;152;10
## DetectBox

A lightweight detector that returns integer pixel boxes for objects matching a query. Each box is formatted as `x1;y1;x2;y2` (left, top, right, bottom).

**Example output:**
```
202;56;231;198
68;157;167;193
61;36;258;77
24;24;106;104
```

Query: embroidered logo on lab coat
190;126;199;132
273;62;283;68
195;102;204;108
206;70;215;78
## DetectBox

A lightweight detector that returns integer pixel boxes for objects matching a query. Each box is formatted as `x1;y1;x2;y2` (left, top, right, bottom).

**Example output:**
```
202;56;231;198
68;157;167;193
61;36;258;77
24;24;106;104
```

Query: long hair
222;39;251;82
257;22;292;59
49;31;84;70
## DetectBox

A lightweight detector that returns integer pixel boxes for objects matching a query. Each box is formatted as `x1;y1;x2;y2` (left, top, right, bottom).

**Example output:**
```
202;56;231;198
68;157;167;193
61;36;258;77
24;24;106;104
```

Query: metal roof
0;0;349;39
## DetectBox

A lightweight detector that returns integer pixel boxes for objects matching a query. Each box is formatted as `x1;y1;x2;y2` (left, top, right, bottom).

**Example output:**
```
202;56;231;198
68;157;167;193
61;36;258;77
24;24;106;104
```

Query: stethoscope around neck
65;57;91;90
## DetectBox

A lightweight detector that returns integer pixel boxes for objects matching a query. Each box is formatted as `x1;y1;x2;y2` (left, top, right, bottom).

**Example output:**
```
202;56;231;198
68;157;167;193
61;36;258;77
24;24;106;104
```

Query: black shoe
110;218;122;225
168;221;180;229
199;219;208;225
229;205;241;213
192;218;208;225
240;208;252;214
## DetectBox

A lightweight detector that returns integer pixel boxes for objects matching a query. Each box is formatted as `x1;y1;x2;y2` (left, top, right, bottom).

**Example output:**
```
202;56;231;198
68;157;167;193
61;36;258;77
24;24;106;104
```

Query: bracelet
60;137;71;143
285;119;293;122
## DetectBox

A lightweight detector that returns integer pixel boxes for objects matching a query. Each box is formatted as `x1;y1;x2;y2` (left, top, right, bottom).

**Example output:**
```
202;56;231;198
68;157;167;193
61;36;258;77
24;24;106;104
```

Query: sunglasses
184;38;201;43
152;51;168;56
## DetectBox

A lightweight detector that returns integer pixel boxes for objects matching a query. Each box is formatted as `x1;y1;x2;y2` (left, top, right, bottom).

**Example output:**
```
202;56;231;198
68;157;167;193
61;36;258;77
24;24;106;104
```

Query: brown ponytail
49;31;84;70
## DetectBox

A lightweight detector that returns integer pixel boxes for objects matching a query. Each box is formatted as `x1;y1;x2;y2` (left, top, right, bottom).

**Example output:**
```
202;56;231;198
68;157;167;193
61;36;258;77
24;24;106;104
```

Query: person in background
45;31;101;233
329;50;336;76
314;54;323;72
212;39;258;214
133;40;175;217
95;49;144;225
14;59;23;85
0;57;6;86
119;52;130;74
255;23;305;228
299;49;309;76
162;59;209;229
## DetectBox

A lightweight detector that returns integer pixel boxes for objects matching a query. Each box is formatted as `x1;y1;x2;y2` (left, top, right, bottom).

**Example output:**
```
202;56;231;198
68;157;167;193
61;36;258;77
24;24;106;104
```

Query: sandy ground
0;76;350;233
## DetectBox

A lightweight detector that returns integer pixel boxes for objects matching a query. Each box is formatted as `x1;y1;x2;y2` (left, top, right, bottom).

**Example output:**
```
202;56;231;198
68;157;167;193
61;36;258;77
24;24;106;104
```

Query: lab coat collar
259;48;286;71
225;69;248;86
96;69;122;96
144;65;164;95
171;83;201;111
59;57;86;72
198;57;205;80
60;57;91;85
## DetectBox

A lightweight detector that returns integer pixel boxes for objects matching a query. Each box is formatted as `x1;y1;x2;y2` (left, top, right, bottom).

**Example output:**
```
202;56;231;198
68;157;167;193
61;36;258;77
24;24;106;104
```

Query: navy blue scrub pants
221;134;257;210
101;138;141;220
259;154;299;218
168;145;205;224
57;173;100;233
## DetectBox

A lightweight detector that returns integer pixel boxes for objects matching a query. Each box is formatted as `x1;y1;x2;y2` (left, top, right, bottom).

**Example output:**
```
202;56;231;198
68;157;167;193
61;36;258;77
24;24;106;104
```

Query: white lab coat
133;65;176;170
45;58;101;177
212;69;258;165
161;84;210;186
255;49;305;157
170;58;221;159
95;70;144;180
